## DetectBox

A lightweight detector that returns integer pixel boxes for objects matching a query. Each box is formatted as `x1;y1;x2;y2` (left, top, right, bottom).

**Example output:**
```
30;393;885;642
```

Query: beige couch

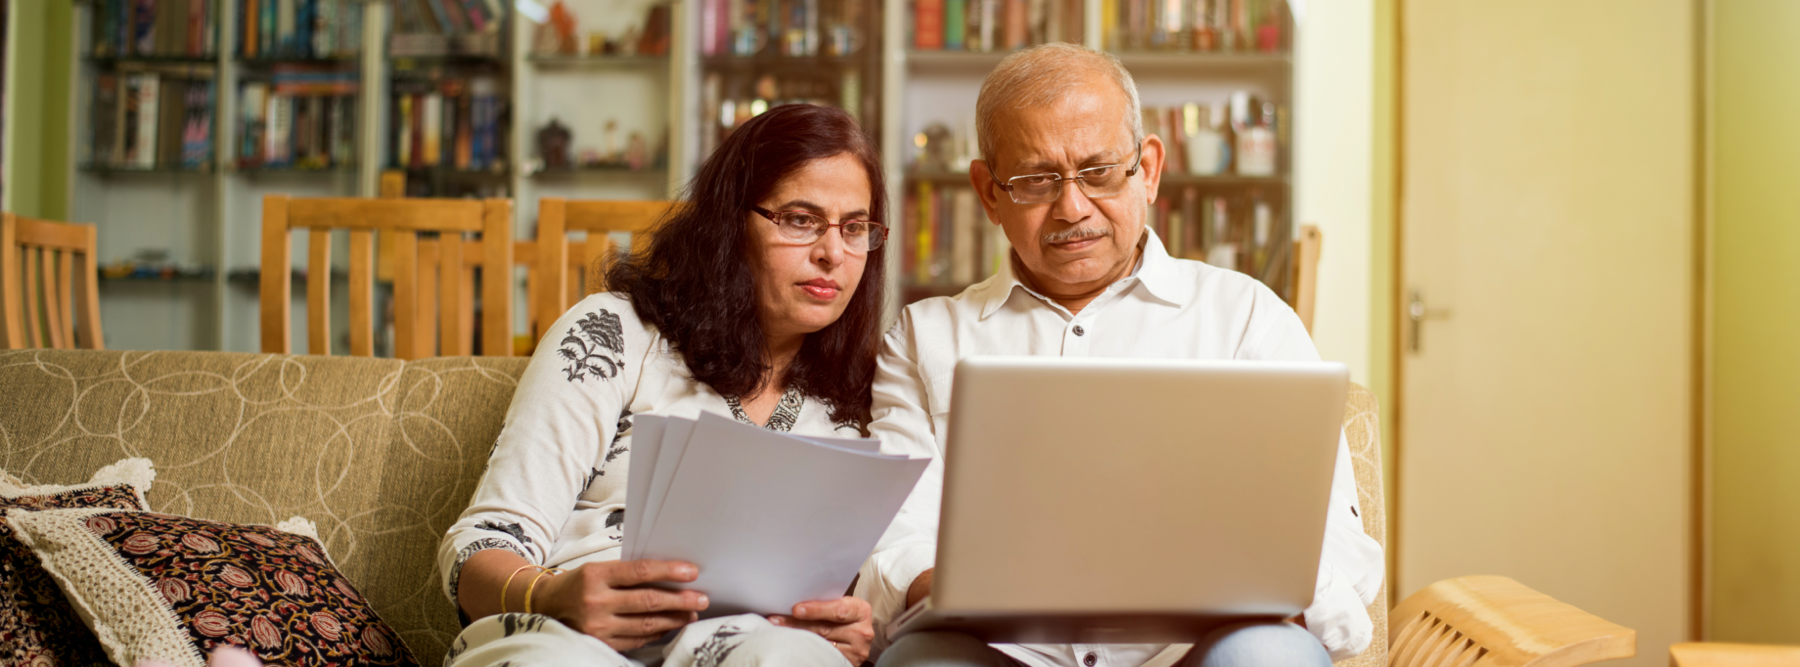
0;349;1631;667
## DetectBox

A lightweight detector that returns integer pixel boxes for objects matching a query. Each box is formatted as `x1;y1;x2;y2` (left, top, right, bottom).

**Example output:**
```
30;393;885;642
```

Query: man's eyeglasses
992;143;1144;205
751;206;888;252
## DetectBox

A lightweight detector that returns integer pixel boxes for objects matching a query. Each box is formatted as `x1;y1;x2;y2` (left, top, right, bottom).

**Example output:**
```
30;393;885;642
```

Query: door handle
1407;290;1452;353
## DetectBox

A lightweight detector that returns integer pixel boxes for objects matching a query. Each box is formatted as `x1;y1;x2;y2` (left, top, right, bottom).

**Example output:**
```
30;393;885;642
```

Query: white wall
1293;0;1374;384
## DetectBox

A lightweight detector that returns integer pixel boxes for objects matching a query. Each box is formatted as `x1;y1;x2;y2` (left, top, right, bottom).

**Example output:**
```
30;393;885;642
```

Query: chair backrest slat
480;200;515;357
416;238;440;357
260;198;294;354
2;214;105;350
57;250;76;347
347;229;375;356
438;233;464;356
38;248;66;350
1;222;20;348
72;233;103;349
308;229;333;355
23;246;42;348
390;229;420;360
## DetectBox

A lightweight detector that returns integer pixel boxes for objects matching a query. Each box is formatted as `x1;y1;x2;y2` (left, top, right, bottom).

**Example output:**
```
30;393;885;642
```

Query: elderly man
852;44;1384;667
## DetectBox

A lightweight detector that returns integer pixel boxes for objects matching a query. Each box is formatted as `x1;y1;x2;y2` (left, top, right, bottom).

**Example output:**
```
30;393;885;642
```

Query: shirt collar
970;226;1190;320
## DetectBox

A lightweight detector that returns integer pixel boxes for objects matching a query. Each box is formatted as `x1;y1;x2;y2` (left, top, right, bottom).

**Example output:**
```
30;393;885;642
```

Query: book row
902;182;1011;287
236;0;365;59
910;0;1085;52
699;0;872;58
393;0;506;36
390;79;509;172
1102;0;1289;53
90;0;219;58
899;183;1288;290
89;73;216;170
237;86;358;170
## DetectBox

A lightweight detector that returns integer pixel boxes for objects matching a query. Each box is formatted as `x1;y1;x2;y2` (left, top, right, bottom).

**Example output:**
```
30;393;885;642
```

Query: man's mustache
1042;226;1113;244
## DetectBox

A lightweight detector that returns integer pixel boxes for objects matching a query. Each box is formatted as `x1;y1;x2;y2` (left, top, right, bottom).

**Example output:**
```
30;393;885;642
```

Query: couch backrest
0;350;1392;667
0;349;528;665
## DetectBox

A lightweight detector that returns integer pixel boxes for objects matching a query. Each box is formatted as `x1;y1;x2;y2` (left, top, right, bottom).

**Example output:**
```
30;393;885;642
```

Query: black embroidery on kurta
559;310;627;382
606;509;624;529
694;623;748;667
474;520;534;546
499;613;548;637
723;387;804;433
448;538;526;605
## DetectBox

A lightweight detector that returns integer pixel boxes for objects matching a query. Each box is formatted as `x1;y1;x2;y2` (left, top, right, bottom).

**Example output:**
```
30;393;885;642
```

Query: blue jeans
876;622;1331;667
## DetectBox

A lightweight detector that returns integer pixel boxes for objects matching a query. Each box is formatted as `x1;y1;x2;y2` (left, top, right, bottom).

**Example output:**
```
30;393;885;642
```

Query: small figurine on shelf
604;120;620;162
538;118;572;170
550;1;580;54
638;4;672;56
624;132;650;171
914;123;954;172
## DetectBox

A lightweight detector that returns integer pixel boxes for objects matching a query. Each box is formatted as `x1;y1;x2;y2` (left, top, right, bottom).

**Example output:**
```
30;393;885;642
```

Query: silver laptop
887;356;1348;644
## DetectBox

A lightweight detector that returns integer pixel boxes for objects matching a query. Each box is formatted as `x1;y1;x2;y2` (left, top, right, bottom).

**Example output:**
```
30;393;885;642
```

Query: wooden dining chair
1291;224;1323;335
2;213;104;350
533;198;679;336
259;195;513;359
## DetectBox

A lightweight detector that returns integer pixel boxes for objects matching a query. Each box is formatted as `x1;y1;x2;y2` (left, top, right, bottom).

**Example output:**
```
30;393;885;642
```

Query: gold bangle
500;564;541;614
524;567;564;615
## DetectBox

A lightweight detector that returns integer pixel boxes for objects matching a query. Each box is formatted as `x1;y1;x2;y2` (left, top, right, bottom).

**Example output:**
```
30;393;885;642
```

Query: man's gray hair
975;42;1144;167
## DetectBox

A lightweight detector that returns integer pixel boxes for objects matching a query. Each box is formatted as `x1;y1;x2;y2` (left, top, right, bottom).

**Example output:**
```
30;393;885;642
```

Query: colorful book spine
945;0;967;50
913;181;934;283
914;0;944;50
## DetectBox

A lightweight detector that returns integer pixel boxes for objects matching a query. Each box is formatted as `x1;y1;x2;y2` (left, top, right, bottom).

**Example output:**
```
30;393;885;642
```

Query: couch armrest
1670;642;1800;667
1388;575;1634;667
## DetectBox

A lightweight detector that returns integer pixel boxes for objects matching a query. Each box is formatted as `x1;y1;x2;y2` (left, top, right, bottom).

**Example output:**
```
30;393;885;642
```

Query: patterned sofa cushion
0;350;529;667
1336;384;1389;667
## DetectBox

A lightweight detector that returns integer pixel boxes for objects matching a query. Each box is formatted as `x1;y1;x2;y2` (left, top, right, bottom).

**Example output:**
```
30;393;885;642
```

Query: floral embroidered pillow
0;458;156;667
6;509;418;667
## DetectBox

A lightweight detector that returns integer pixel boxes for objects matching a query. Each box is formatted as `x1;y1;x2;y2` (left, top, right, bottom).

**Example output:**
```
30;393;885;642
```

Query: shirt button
1072;325;1086;336
1083;652;1098;666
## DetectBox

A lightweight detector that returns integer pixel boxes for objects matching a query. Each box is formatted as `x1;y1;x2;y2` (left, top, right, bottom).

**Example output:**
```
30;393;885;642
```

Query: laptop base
889;601;1288;644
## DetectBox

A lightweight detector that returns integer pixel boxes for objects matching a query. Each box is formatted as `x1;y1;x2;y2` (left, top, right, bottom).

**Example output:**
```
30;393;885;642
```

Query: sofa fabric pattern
7;508;419;667
1;479;149;667
1334;384;1388;667
0;350;528;665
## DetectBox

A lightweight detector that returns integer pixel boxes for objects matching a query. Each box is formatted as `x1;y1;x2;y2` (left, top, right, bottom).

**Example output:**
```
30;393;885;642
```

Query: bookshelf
58;0;1299;351
883;0;1299;309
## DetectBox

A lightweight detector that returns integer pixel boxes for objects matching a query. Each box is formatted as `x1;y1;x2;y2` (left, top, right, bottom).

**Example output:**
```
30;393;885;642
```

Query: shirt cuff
1302;564;1375;661
854;541;935;656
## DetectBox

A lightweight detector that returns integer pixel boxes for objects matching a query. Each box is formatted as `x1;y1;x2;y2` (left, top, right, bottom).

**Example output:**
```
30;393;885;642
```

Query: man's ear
969;159;1004;225
1140;134;1167;205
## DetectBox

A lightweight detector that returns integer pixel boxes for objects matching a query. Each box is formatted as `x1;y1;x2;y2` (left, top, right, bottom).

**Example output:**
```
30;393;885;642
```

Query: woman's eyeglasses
992;143;1144;204
751;206;888;252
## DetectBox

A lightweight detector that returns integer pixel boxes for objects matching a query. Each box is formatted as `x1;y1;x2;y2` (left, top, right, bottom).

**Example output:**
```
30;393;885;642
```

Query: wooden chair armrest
1670;642;1800;667
1388;575;1634;667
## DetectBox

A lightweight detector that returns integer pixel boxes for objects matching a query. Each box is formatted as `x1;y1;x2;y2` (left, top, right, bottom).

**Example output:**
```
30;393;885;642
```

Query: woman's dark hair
605;103;888;426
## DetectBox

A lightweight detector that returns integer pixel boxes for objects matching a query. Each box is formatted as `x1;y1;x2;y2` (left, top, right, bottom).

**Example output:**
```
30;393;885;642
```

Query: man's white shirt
854;229;1385;667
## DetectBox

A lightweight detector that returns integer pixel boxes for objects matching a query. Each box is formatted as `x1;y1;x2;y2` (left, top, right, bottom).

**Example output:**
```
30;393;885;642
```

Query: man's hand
905;568;934;609
533;559;710;651
770;596;874;665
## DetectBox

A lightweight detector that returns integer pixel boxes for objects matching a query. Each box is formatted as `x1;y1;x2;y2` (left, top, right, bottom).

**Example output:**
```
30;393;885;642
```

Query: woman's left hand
769;596;874;665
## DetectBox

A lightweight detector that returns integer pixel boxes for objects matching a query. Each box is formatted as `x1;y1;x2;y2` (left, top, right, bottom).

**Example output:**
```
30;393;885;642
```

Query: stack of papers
625;411;932;617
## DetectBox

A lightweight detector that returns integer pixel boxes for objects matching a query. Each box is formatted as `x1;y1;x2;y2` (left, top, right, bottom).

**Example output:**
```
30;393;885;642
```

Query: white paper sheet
622;414;667;557
637;412;931;617
632;416;697;561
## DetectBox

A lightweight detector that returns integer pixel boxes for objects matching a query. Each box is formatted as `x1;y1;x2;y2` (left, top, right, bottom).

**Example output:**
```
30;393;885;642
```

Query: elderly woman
438;104;890;667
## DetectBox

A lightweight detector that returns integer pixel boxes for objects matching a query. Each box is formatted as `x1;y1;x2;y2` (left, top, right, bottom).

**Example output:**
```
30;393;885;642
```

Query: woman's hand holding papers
770;596;874;665
535;559;712;651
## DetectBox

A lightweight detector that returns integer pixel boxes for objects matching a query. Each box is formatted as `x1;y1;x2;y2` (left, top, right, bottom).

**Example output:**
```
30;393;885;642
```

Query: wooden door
1397;1;1695;665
